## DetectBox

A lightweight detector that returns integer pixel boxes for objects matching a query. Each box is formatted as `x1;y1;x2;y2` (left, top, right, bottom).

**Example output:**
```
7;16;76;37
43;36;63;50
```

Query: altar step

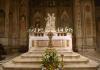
12;55;88;64
28;51;73;55
2;48;99;70
3;60;98;70
29;47;73;54
29;47;72;52
21;52;79;58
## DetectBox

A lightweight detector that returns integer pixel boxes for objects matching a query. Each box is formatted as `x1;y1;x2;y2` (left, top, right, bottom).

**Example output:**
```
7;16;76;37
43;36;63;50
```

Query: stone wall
0;0;9;52
0;0;98;53
0;0;29;54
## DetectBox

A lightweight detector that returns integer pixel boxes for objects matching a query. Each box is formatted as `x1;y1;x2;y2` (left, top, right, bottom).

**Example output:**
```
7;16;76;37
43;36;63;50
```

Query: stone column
74;0;82;51
5;0;9;53
8;0;19;53
74;0;96;51
19;0;29;46
0;0;9;46
5;0;9;38
81;0;96;50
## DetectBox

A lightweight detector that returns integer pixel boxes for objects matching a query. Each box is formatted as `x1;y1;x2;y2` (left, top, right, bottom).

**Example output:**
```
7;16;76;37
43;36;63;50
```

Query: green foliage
41;48;60;70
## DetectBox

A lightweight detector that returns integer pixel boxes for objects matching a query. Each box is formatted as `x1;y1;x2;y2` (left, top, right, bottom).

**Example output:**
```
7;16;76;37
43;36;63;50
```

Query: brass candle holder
47;31;54;48
61;54;64;70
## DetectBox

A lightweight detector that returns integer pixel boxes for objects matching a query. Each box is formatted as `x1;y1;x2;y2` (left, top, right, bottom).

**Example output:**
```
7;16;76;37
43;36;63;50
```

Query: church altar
29;32;72;52
28;13;73;52
3;12;99;70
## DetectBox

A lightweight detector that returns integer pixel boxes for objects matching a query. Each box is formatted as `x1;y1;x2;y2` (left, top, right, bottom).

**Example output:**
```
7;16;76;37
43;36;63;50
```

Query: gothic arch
33;11;43;28
60;10;71;28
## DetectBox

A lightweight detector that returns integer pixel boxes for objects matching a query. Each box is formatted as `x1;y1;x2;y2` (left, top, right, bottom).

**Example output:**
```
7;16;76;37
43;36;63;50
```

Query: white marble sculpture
45;13;56;32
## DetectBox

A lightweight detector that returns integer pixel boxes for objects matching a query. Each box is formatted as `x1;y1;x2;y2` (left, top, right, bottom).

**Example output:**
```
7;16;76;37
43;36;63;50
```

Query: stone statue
45;13;56;32
45;13;51;28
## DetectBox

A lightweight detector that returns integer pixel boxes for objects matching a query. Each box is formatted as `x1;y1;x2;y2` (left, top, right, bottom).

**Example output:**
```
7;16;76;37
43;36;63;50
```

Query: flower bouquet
41;48;60;70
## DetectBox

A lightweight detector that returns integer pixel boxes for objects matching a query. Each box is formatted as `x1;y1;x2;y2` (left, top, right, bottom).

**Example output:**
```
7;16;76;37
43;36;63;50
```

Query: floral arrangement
41;48;60;70
65;27;73;33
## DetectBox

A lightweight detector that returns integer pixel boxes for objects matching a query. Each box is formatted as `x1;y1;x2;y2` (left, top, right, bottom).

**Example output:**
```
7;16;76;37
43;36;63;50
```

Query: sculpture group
45;13;56;32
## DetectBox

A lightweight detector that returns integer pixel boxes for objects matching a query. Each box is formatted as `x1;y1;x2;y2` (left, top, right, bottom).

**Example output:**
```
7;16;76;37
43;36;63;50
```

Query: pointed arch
60;10;70;28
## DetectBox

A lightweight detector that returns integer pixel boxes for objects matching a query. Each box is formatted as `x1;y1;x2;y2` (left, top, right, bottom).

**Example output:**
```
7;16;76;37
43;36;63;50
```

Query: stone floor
78;49;100;70
0;49;100;70
0;54;20;70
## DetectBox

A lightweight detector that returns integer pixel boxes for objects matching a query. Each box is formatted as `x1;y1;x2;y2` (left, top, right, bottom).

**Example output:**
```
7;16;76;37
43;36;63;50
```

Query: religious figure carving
45;13;56;32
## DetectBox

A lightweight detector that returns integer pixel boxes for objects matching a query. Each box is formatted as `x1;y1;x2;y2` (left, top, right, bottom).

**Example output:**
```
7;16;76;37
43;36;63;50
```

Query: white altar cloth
29;34;72;52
